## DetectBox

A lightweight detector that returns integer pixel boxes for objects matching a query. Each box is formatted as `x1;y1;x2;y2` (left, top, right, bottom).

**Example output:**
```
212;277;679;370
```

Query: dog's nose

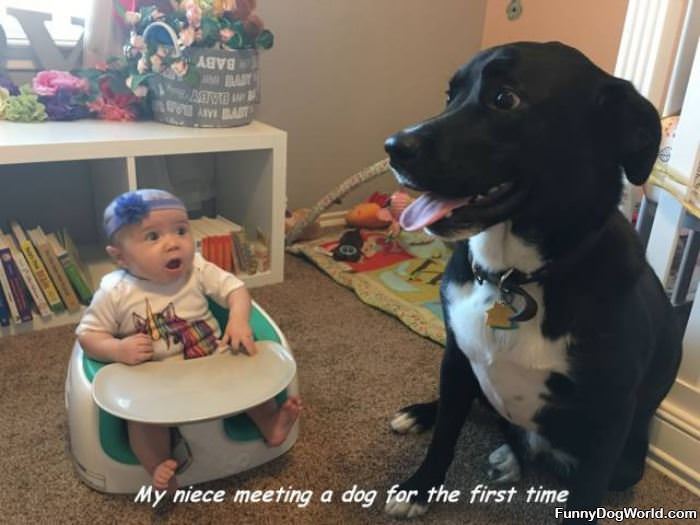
384;132;422;163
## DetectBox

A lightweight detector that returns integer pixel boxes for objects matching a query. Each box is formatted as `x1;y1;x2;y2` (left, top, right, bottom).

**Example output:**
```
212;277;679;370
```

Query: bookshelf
0;120;287;337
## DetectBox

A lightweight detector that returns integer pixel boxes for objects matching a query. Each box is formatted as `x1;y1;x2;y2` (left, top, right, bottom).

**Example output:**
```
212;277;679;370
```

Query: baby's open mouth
166;258;182;270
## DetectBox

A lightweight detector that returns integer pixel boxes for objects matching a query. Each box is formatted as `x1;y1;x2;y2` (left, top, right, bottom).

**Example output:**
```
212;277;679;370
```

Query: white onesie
76;253;244;360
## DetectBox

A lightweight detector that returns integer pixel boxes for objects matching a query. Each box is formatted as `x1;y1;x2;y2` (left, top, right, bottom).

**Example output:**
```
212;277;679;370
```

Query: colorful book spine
241;242;257;274
4;235;51;317
223;236;233;273
0;245;33;323
0;287;10;326
0;259;19;324
216;235;227;270
29;228;81;313
230;234;242;275
233;232;257;275
10;221;64;313
59;228;94;291
60;257;93;304
47;233;93;304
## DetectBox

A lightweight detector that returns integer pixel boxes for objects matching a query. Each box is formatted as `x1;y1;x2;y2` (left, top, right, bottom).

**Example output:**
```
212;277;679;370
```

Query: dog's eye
445;89;453;105
492;89;520;110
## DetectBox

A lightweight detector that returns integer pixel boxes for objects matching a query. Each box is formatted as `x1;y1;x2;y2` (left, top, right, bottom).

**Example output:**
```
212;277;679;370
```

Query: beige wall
256;0;487;211
481;0;629;73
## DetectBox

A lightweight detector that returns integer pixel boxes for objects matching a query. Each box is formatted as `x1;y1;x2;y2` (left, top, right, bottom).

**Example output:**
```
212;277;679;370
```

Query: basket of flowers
119;0;273;127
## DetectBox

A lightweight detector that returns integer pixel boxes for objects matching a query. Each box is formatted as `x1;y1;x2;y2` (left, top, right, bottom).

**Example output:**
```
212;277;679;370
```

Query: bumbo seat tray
93;341;296;425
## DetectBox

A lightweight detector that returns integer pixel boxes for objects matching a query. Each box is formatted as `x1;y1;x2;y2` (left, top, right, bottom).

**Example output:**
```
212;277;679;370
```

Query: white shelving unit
0;120;287;337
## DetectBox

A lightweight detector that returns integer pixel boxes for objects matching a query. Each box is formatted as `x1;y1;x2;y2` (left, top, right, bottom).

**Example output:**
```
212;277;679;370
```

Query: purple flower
0;74;19;96
40;88;92;121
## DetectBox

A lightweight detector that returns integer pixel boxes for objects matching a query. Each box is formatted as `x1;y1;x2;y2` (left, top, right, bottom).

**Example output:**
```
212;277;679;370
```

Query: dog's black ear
596;78;661;185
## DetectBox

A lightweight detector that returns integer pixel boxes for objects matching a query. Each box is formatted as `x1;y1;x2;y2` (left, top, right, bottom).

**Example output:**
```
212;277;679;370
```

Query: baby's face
109;208;195;285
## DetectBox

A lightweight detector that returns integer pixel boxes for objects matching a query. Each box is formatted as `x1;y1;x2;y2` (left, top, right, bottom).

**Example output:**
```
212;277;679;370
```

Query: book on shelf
190;216;245;274
0;241;20;324
47;233;93;305
0;286;10;326
9;220;64;313
56;227;94;292
214;215;243;233
232;231;258;275
0;232;33;323
0;231;51;318
253;228;270;272
0;256;20;324
214;215;243;272
27;226;81;313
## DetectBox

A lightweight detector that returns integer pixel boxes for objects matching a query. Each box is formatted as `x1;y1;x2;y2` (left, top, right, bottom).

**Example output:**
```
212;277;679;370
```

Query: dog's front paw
389;402;437;434
487;444;522;484
385;496;429;519
384;483;430;519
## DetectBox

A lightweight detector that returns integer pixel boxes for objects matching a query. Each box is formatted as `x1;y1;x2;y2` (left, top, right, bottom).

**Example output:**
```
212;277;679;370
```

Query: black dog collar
468;224;607;324
469;251;543;323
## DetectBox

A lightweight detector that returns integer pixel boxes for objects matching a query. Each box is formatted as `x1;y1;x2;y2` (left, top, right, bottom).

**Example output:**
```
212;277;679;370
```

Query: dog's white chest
446;281;570;429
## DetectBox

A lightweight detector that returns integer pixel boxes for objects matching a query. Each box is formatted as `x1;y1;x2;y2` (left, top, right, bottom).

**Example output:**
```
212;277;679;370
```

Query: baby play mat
288;229;450;345
93;341;296;425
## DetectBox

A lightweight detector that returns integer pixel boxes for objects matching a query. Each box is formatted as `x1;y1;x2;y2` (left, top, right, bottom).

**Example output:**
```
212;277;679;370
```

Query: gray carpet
1;254;698;524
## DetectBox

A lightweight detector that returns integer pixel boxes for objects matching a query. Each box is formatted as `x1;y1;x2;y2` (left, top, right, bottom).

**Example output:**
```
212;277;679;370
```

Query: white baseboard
648;396;700;496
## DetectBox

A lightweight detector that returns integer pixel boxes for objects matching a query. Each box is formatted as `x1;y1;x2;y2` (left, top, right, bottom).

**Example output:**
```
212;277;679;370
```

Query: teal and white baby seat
65;300;299;493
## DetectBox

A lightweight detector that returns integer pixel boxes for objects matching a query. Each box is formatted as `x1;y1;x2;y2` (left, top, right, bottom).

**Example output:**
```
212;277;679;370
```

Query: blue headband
104;189;186;239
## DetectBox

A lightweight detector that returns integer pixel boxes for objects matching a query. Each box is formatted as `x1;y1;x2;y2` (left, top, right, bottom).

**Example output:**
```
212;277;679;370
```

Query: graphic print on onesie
132;298;219;359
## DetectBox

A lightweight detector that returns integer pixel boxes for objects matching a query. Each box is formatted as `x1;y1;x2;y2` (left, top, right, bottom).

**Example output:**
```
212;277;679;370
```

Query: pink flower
124;11;141;25
219;28;235;42
171;60;189;77
137;57;149;74
151;55;163;73
184;1;202;27
130;33;145;51
89;98;136;121
150;55;164;73
32;70;88;97
179;26;196;48
88;79;138;121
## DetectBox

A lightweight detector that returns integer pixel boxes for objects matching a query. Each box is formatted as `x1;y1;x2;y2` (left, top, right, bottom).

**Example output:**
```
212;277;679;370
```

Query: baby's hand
119;333;154;365
220;318;257;356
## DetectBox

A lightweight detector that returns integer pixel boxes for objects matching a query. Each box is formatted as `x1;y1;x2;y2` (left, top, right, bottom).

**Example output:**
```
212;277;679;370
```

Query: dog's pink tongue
400;193;473;231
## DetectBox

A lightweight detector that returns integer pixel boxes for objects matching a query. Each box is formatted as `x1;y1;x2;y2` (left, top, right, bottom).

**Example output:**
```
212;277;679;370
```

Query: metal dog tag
485;300;518;330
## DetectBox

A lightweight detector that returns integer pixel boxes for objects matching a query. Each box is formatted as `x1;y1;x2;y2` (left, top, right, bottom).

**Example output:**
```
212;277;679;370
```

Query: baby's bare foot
265;397;302;447
153;459;178;491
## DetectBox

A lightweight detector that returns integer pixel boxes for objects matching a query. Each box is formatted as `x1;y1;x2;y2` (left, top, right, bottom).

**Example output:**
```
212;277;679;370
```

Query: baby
76;189;302;492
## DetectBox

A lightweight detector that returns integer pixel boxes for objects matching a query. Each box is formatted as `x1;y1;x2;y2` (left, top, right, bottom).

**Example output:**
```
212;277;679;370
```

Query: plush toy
346;190;413;231
346;202;393;229
285;208;322;241
285;158;390;245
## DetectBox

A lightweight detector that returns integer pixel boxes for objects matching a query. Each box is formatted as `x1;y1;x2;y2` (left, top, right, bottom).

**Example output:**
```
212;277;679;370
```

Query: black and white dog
383;42;682;523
